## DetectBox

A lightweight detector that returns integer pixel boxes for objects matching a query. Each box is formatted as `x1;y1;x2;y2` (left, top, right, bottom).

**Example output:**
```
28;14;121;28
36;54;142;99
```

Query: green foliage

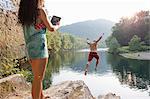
98;41;107;48
117;45;150;53
61;34;73;50
144;31;150;46
118;46;130;53
0;57;20;79
61;33;87;50
112;10;150;46
46;31;62;52
141;45;150;51
18;69;33;82
73;37;87;49
46;31;87;52
128;35;143;51
106;36;120;54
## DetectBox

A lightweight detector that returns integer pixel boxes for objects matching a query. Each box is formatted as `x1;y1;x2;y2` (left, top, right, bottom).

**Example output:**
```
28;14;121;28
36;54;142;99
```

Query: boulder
98;93;120;99
0;74;95;99
0;74;31;99
0;74;120;99
45;80;95;99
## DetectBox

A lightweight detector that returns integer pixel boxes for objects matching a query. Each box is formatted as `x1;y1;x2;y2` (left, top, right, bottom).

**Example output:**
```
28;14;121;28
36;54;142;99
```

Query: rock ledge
0;74;120;99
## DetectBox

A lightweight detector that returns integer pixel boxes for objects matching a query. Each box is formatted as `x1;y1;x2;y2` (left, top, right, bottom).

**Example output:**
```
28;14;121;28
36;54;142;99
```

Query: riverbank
0;74;120;99
120;52;150;60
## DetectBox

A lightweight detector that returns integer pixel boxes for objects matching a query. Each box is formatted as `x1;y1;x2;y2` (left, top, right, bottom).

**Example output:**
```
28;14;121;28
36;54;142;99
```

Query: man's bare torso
89;42;97;52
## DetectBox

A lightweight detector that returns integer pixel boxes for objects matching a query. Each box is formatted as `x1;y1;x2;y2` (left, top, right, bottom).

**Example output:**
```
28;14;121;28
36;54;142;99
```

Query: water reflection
43;51;87;89
43;51;150;97
106;53;150;91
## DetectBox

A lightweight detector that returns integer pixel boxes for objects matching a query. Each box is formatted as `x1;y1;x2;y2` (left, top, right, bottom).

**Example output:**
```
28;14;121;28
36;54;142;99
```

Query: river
42;48;150;99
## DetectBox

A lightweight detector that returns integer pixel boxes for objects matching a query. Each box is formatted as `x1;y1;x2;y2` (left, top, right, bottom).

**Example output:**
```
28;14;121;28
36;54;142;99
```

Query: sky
45;0;150;26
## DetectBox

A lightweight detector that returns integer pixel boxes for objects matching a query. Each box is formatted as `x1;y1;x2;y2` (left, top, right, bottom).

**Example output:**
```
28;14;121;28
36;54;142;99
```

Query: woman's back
23;10;46;44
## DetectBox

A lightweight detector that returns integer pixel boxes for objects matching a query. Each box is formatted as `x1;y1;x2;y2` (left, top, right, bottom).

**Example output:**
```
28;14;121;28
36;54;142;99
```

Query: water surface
43;49;150;99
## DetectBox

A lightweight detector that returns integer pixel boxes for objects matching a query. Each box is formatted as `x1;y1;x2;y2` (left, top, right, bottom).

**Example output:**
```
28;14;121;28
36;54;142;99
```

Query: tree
61;34;73;50
144;32;150;46
112;10;150;46
128;35;142;51
106;36;120;54
46;31;62;52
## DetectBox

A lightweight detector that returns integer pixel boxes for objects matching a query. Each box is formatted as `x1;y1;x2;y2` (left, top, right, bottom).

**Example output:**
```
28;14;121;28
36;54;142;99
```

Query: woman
18;0;58;99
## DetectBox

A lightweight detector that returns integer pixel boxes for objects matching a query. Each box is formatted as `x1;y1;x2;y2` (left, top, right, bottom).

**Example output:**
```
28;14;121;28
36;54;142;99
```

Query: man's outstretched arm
96;33;104;43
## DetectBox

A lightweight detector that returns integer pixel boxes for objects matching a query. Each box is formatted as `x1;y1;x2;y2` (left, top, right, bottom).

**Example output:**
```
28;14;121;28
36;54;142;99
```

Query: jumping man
84;33;104;75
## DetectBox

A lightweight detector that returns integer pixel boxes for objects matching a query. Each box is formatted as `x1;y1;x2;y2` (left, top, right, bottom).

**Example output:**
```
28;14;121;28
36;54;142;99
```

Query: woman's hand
50;25;60;32
53;22;61;31
49;27;55;32
39;9;60;32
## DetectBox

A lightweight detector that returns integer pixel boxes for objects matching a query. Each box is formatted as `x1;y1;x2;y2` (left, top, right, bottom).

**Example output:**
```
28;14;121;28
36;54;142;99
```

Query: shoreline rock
44;80;95;99
0;74;31;99
98;93;120;99
0;74;120;99
120;52;150;60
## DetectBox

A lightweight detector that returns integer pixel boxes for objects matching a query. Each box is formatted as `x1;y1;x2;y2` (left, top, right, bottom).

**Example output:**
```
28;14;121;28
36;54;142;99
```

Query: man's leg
84;52;93;75
84;61;91;75
95;54;99;71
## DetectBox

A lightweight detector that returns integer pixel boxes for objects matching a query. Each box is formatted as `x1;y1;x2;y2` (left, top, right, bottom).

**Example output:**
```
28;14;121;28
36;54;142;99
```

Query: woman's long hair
18;0;39;26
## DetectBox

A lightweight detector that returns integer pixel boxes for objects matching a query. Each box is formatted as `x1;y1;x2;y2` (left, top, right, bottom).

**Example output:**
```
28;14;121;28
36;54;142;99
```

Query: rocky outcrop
0;74;120;99
0;0;26;79
44;80;95;99
0;0;25;67
98;93;120;99
0;74;95;99
0;74;31;99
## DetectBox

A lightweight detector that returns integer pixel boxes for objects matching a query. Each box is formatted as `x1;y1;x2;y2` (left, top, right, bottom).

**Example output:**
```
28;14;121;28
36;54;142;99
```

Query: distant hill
58;19;115;41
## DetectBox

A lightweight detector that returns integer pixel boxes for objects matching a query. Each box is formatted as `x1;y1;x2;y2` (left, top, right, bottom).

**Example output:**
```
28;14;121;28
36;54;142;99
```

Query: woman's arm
39;8;55;32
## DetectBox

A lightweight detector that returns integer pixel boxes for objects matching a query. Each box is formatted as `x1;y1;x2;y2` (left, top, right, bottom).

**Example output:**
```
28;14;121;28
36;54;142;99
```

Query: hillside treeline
106;10;150;54
112;10;150;46
46;31;87;53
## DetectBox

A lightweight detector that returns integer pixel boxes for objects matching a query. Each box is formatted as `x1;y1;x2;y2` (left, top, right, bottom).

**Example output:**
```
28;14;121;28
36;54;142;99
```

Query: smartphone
51;16;61;25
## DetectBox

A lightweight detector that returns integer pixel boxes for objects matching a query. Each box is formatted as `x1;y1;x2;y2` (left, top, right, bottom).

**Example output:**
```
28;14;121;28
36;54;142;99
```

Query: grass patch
118;46;130;53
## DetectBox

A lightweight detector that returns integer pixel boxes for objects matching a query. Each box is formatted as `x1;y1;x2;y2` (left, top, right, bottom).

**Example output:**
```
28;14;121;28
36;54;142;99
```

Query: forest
106;10;150;54
46;31;87;53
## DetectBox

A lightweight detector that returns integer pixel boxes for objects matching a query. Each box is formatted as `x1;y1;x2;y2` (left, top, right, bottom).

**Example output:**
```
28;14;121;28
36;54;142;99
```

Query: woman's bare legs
30;58;48;99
